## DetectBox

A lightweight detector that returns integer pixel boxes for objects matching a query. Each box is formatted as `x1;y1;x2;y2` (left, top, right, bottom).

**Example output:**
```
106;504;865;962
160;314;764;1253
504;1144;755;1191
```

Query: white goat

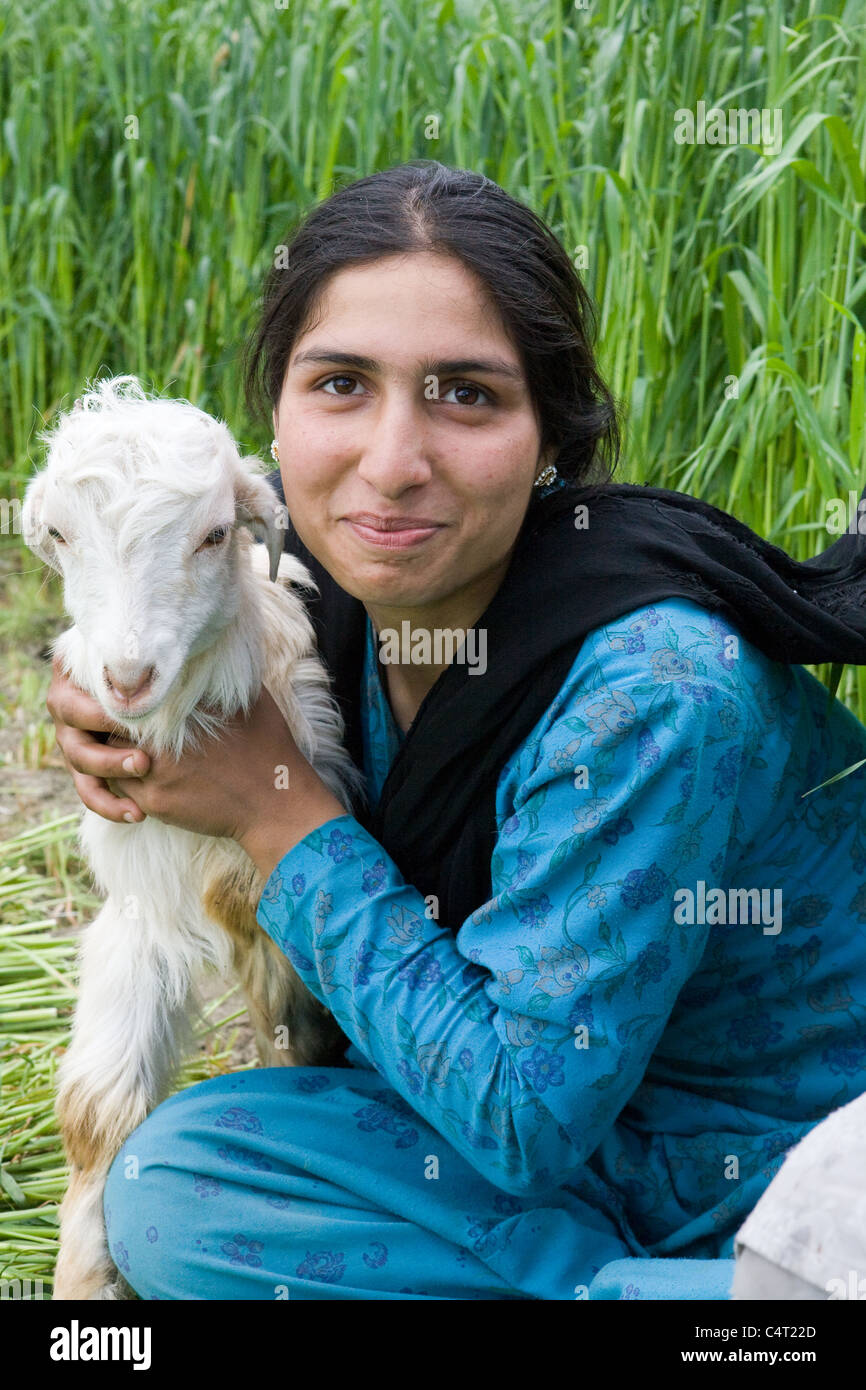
22;375;361;1300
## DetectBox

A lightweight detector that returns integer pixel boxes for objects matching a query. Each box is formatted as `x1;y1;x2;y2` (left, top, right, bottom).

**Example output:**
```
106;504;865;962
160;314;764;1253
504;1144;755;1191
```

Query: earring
533;464;558;489
270;439;279;463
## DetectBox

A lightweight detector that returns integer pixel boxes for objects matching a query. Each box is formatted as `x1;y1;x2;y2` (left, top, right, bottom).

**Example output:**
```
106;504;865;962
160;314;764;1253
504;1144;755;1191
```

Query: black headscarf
266;471;866;931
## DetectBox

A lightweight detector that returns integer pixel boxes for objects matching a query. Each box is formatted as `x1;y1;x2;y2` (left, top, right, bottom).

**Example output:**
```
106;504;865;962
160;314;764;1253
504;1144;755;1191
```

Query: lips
342;513;444;550
344;513;442;531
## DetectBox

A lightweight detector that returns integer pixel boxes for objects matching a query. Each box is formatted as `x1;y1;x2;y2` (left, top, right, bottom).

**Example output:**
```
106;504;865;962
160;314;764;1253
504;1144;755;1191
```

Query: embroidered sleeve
256;610;758;1195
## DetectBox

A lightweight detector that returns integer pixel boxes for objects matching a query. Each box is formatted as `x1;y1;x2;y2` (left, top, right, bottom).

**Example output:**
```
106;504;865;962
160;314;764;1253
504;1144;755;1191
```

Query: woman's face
272;251;555;616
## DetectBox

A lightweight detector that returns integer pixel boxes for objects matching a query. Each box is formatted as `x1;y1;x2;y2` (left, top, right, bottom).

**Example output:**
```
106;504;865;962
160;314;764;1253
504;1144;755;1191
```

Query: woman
47;162;866;1301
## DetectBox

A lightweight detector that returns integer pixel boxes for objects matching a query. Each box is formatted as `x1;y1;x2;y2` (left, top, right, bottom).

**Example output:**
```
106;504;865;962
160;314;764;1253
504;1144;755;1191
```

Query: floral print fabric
258;597;866;1251
102;1067;630;1299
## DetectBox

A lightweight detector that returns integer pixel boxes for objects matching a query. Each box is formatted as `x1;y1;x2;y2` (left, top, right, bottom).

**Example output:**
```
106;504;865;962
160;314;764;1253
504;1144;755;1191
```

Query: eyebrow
289;349;525;383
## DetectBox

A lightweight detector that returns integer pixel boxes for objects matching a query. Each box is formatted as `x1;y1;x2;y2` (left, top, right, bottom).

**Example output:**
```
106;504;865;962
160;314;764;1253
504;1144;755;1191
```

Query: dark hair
243;161;621;486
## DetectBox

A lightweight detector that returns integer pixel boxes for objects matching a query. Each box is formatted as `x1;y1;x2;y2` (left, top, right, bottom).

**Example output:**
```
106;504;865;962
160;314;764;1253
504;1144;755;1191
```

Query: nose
103;665;155;703
356;393;432;492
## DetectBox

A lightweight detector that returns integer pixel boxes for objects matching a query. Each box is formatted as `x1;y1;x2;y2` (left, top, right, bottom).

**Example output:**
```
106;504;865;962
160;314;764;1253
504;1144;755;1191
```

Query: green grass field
1;0;865;1294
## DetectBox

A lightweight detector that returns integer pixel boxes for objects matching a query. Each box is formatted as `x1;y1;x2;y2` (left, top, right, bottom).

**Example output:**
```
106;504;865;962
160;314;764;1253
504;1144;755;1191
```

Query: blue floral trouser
102;1062;736;1301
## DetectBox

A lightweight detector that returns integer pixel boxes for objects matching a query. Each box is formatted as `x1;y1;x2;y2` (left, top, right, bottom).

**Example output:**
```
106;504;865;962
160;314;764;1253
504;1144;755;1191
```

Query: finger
71;771;146;824
58;725;150;780
47;665;121;736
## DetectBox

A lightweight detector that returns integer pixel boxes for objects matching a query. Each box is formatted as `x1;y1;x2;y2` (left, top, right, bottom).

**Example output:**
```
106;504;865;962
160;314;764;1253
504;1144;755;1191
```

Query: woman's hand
47;655;347;879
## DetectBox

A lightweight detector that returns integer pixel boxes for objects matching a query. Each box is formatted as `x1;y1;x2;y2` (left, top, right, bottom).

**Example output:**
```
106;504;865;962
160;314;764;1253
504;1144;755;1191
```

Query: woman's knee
102;1083;223;1295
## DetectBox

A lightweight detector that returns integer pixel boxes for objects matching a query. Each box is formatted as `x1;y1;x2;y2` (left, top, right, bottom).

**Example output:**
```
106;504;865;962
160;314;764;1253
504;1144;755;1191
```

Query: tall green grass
3;0;865;702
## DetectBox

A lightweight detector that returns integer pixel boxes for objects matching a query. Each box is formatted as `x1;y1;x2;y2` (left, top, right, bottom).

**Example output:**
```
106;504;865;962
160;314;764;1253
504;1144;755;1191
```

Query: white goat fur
22;375;362;1300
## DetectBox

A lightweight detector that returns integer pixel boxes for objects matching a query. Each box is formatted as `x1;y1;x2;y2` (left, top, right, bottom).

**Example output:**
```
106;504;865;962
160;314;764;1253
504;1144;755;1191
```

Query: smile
342;518;443;549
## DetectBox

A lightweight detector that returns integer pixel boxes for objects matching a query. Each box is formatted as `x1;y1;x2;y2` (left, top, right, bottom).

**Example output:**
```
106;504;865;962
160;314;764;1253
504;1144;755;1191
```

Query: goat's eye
196;525;231;551
47;526;66;544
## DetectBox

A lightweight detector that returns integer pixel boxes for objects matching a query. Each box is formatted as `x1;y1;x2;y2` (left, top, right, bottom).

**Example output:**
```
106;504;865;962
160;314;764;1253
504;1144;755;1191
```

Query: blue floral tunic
103;597;866;1300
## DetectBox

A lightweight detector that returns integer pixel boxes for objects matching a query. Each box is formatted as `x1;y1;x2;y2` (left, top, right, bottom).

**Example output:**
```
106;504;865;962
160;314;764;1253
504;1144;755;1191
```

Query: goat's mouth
102;696;161;722
106;704;156;721
102;666;161;719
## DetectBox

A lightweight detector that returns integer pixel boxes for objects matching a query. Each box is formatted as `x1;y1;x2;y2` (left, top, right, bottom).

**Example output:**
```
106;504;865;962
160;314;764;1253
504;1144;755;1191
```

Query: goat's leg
53;899;193;1301
53;1168;133;1301
203;870;348;1068
241;926;349;1068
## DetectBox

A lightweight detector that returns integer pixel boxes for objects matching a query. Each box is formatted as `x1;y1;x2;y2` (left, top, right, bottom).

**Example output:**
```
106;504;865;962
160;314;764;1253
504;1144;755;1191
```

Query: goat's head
23;375;285;720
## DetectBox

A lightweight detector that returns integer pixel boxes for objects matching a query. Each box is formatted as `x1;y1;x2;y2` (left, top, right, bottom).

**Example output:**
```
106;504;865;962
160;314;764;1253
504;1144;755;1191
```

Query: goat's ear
21;473;56;569
234;470;283;582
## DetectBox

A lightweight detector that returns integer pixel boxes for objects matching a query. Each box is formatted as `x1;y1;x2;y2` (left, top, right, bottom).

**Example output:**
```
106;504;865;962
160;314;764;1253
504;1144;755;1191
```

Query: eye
196;524;231;552
317;375;491;406
320;374;365;396
47;525;66;544
440;381;491;407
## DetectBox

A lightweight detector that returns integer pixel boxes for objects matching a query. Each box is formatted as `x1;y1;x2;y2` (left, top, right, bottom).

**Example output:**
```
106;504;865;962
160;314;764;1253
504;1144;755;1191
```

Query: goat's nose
103;665;156;701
